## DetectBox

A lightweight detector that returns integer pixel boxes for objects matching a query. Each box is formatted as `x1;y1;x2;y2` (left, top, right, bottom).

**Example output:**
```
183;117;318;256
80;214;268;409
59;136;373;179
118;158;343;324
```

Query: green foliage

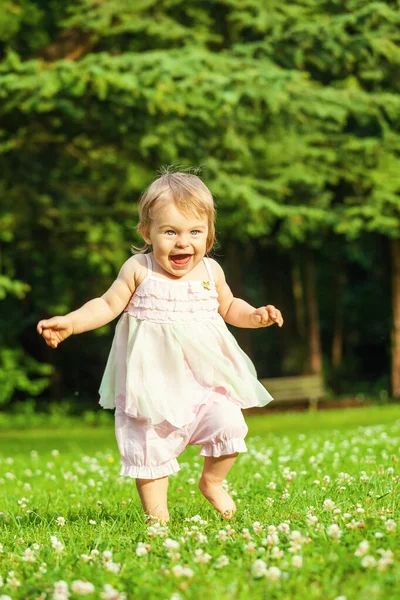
0;347;53;405
0;0;399;403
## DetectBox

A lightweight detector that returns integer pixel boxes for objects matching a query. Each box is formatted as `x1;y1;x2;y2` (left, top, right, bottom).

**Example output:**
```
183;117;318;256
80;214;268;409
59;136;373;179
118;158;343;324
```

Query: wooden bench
259;374;325;411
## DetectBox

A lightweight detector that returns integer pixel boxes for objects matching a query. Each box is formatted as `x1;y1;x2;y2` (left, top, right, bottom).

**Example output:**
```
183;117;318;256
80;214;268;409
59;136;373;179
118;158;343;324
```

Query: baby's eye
191;230;201;235
165;230;176;236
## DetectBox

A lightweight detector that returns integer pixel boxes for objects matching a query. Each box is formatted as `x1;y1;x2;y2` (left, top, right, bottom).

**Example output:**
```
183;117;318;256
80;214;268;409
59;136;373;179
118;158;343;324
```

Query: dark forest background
1;0;399;414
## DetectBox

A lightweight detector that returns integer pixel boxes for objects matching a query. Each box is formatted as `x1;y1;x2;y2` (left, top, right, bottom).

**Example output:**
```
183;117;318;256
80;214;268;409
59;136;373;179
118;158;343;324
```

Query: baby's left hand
250;305;284;328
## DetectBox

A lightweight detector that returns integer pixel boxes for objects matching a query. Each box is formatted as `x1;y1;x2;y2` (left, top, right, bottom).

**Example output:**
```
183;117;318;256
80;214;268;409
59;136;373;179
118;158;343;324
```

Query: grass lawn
0;404;399;599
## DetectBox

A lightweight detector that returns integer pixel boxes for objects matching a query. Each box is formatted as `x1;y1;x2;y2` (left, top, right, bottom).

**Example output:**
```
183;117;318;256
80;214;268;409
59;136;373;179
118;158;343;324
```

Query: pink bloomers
115;391;249;479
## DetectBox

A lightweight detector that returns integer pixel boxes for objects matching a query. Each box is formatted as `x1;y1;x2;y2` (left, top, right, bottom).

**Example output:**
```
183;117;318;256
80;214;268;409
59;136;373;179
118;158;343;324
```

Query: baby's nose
176;237;189;248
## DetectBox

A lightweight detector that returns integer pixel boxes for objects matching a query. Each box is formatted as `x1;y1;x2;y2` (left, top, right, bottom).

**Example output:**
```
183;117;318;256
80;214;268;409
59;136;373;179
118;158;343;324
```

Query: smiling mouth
170;254;193;267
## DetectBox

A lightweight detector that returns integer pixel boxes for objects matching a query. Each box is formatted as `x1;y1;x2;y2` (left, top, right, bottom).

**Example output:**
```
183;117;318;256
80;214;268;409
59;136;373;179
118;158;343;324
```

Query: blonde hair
133;170;216;254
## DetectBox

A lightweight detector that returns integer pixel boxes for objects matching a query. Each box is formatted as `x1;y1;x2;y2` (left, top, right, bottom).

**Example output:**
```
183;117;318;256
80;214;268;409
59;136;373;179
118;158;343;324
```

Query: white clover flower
263;533;279;547
102;550;112;562
254;472;262;479
377;549;394;572
50;536;65;554
89;520;96;525
307;515;318;526
193;549;212;563
22;548;36;562
289;531;303;543
171;565;193;578
375;532;384;539
292;555;303;568
71;580;95;594
354;540;369;557
385;519;397;533
6;571;21;589
361;555;377;568
265;497;274;507
277;523;289;534
214;555;229;568
0;596;13;600
164;538;180;551
103;561;120;574
252;522;264;534
251;559;267;578
39;562;47;574
57;517;66;527
52;580;70;600
241;528;252;540
100;584;127;600
81;554;91;563
244;542;257;554
216;530;228;542
147;523;169;538
327;524;342;541
284;470;296;482
323;499;335;511
136;542;150;557
268;482;276;490
271;546;284;560
265;566;282;581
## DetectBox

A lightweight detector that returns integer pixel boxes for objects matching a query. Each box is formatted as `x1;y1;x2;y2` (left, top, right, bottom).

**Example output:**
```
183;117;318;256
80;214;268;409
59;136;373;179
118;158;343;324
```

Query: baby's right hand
37;316;73;348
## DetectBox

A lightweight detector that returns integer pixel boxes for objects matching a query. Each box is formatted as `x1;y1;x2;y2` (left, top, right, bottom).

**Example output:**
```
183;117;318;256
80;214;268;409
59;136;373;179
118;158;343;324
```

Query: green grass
0;405;399;599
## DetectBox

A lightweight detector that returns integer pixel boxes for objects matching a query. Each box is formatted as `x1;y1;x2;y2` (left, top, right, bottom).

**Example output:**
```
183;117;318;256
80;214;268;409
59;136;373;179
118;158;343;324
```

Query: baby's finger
267;305;284;326
259;308;271;326
251;313;262;326
37;320;46;335
41;317;60;330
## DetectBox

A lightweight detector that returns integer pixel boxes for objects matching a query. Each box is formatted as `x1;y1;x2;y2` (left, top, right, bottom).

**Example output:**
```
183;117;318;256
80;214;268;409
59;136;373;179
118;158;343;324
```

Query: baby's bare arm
210;259;283;329
37;256;143;346
69;257;139;334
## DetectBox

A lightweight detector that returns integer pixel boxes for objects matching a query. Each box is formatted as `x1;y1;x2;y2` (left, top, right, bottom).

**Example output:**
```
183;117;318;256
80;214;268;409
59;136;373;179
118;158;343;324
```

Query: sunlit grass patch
0;405;399;599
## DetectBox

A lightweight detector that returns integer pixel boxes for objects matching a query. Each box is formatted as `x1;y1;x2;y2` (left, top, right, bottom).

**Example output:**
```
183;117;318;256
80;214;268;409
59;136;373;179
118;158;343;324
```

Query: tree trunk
332;264;345;368
391;238;400;397
292;261;305;340
304;248;322;375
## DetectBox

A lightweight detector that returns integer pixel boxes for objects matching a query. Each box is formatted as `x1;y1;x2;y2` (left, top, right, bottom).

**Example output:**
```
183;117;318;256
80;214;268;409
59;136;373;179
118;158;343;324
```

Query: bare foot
198;477;237;519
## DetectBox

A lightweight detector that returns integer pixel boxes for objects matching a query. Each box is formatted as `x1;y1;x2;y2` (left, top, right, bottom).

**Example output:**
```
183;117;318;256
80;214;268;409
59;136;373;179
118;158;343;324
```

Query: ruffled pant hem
120;459;180;479
198;438;247;457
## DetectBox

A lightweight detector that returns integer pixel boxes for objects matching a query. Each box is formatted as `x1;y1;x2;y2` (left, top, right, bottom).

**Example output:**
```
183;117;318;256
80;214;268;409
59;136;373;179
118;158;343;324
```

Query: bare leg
198;453;238;519
136;476;170;524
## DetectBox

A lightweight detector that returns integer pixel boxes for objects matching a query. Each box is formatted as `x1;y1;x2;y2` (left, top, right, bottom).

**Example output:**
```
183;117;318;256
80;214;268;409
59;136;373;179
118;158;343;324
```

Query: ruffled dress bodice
98;254;273;427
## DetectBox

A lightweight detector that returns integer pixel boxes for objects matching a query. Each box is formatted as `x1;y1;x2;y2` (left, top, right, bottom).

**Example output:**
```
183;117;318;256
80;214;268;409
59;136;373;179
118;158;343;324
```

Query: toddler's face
144;201;208;277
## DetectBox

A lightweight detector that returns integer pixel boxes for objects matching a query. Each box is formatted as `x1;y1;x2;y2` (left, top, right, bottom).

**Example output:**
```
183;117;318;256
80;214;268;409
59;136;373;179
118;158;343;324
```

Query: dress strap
145;253;153;275
203;257;214;284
